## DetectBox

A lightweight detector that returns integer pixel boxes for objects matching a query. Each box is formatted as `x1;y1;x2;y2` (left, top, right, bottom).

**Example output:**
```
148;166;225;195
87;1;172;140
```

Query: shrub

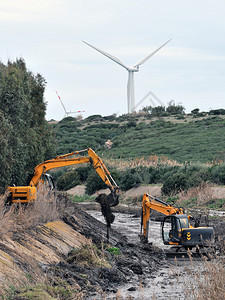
107;247;121;255
84;114;103;122
71;195;95;203
162;172;188;195
209;108;225;115
103;114;117;121
150;106;167;117
210;164;225;185
161;165;210;195
191;108;200;115
119;169;142;191
166;102;185;115
85;171;107;194
56;170;81;191
135;166;151;183
58;116;76;124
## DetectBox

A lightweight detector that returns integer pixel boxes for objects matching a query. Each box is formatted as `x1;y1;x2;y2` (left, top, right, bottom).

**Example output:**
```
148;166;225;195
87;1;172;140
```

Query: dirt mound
66;184;86;196
124;184;161;198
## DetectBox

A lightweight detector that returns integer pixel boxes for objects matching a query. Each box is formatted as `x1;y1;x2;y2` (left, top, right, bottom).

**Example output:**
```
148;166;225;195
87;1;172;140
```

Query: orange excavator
140;193;214;249
7;148;119;207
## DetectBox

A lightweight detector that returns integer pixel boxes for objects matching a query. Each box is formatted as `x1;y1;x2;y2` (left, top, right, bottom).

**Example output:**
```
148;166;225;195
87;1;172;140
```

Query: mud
3;193;224;300
54;196;224;299
52;199;165;298
87;208;225;299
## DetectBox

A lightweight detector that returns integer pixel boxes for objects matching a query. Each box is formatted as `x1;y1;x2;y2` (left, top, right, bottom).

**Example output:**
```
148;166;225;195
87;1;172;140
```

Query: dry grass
183;251;225;300
105;154;182;171
0;187;59;237
178;183;215;206
0;189;87;299
67;239;111;268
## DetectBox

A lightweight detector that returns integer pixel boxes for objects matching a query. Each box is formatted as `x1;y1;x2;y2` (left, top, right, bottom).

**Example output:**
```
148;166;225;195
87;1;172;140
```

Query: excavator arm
140;193;214;248
8;148;119;205
140;193;184;243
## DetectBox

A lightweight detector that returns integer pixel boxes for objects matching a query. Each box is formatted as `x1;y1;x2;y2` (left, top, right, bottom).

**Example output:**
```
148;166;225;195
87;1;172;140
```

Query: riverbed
88;211;202;300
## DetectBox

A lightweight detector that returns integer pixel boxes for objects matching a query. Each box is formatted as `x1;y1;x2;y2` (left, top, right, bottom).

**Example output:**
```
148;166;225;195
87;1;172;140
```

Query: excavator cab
162;214;214;248
162;215;190;245
43;173;55;191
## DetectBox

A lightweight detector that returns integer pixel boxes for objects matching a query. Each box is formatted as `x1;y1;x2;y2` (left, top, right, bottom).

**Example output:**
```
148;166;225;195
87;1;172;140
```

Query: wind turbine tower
83;40;171;114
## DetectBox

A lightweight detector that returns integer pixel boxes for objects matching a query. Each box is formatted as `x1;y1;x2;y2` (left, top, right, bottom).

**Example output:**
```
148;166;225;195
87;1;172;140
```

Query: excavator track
164;247;214;261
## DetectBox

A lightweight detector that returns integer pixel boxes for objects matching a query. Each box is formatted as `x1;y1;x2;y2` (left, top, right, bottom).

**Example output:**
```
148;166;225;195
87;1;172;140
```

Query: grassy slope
51;114;225;164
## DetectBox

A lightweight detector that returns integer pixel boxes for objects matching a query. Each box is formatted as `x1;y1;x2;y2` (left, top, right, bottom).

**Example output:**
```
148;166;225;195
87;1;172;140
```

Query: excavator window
161;217;172;243
43;174;55;191
179;217;189;229
162;216;182;244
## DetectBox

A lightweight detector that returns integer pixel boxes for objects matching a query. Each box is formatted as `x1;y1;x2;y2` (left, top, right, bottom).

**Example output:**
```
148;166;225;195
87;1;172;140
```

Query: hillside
50;113;225;164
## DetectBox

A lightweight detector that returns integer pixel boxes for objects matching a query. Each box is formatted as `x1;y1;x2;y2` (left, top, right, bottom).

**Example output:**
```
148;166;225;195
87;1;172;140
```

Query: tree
166;101;185;115
0;58;56;189
191;108;200;115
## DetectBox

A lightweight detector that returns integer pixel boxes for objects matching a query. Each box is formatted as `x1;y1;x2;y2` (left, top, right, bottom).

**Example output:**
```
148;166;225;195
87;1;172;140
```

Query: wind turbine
83;40;171;114
56;91;85;118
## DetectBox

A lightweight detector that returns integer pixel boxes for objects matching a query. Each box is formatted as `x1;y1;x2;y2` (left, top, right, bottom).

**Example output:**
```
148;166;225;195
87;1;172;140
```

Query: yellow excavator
140;193;214;249
7;148;119;207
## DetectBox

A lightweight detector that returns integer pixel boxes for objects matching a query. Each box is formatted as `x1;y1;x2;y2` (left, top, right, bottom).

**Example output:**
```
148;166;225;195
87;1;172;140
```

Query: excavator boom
7;148;119;205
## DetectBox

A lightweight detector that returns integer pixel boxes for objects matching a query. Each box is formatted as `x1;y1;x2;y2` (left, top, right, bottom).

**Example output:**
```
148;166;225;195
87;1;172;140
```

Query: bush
85;171;107;194
58;116;76;124
84;114;103;122
119;169;142;191
209;108;225;115
76;166;92;182
210;164;225;185
56;170;81;191
162;172;188;195
161;165;210;195
166;103;185;115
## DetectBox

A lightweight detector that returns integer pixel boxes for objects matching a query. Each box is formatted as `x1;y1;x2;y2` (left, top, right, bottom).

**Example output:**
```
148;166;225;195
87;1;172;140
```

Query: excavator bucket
95;193;115;236
106;192;119;207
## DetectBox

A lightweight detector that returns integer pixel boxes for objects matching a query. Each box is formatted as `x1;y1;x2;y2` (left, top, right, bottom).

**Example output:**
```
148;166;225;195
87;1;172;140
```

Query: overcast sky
1;0;225;120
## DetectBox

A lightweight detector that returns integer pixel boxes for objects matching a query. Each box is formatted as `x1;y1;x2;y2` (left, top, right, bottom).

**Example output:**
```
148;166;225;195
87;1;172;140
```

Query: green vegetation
51;157;225;199
0;58;56;189
49;108;225;199
0;59;224;208
71;195;95;203
67;243;111;268
51;112;225;164
107;247;121;256
6;281;74;300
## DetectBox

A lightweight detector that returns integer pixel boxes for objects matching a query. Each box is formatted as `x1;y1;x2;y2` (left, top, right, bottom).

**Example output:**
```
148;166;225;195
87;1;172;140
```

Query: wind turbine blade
83;41;128;70
56;91;67;113
132;39;171;68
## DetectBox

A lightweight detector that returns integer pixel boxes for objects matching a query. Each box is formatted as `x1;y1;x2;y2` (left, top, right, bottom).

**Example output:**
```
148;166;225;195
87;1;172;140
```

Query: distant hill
50;112;225;164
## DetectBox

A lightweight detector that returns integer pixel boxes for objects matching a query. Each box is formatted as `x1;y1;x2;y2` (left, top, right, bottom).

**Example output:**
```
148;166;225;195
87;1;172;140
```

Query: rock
130;263;143;275
127;286;136;291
